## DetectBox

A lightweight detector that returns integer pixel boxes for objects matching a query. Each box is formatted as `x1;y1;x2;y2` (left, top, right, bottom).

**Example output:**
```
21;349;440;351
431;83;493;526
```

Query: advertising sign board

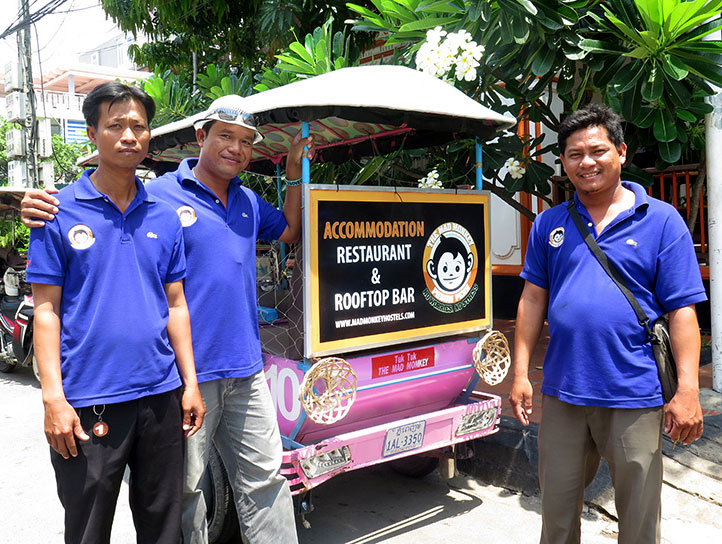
303;185;491;357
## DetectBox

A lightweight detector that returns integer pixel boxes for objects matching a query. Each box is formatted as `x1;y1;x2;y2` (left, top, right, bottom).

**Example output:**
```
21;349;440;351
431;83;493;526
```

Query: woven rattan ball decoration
299;357;357;424
472;330;511;386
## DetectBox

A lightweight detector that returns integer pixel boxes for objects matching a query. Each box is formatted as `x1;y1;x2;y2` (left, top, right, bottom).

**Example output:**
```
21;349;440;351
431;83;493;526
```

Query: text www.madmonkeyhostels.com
335;311;416;329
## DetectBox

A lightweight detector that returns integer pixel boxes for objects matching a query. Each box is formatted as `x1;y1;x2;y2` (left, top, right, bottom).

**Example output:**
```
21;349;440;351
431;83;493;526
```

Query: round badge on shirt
68;225;95;249
549;226;565;247
176;205;197;227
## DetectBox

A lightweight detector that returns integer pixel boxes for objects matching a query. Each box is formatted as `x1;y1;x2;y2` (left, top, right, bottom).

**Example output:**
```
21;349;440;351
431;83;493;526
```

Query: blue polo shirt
27;170;186;408
522;181;706;408
146;158;287;382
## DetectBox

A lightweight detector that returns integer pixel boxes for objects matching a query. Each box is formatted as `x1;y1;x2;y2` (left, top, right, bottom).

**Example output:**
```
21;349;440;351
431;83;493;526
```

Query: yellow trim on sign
307;187;492;357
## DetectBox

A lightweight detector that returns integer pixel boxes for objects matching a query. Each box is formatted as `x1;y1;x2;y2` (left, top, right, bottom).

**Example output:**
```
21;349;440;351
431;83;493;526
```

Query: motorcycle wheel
201;446;240;544
0;360;17;373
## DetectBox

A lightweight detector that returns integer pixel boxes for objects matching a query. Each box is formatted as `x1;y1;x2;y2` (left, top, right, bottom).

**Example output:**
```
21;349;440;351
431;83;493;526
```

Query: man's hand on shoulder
21;187;60;227
664;386;703;446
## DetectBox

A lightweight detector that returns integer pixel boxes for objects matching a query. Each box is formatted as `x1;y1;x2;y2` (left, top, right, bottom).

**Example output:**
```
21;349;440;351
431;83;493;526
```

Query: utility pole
19;0;38;187
705;25;722;393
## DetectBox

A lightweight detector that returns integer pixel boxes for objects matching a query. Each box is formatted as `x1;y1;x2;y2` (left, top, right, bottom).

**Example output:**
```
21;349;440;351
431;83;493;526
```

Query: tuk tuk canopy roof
82;65;517;175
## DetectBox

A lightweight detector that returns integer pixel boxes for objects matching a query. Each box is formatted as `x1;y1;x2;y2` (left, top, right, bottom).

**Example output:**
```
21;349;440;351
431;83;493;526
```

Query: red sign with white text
371;347;435;379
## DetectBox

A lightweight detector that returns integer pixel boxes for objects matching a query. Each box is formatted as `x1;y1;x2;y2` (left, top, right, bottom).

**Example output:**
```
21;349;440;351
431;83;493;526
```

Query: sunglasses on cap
212;107;259;127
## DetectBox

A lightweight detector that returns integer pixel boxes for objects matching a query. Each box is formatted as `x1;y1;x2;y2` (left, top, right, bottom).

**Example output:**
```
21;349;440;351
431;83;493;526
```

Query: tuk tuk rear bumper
281;391;501;494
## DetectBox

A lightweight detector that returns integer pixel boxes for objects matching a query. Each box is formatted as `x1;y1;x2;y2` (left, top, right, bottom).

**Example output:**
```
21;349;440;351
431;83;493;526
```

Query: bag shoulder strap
565;200;656;341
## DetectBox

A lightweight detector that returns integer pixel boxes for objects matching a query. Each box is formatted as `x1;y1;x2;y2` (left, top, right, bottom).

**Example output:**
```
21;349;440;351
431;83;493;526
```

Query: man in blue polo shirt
23;94;313;543
509;104;706;544
148;96;311;544
28;82;205;544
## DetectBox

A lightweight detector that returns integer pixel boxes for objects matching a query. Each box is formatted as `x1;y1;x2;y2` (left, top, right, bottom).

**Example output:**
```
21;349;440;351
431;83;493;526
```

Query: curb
460;389;722;516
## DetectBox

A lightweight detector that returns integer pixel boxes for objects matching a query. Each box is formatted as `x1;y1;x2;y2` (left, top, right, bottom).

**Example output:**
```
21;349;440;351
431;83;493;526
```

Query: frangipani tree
348;0;722;219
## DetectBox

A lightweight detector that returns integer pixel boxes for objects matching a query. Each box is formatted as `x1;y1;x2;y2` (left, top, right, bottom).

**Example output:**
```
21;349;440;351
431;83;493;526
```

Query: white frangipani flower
418;169;443;189
504;158;527;180
415;27;485;83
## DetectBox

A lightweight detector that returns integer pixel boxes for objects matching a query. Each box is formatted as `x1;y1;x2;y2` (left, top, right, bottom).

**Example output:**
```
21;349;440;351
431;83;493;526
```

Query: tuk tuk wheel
389;454;439;478
202;446;240;544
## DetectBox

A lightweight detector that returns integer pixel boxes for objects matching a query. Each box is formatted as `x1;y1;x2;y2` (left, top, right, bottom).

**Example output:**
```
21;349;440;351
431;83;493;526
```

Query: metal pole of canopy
475;138;483;190
302;121;310;184
276;162;287;270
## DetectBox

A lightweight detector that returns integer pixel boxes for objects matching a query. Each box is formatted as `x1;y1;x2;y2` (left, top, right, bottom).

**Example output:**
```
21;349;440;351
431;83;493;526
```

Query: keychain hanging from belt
92;405;109;437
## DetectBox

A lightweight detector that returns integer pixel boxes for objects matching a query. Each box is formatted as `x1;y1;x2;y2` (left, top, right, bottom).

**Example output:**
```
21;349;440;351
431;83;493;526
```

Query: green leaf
512;15;530;43
398;17;453;32
641;68;664;101
513;0;538;16
686;101;714;115
662;71;693;107
658;140;682;163
611;61;644;93
633;106;657;128
352;156;387;185
418;0;466;14
467;0;483;21
626;46;651;60
579;39;628;54
676;109;697;122
621;78;643;122
289;42;314;65
531;46;556;76
681;54;722;87
621;165;654;186
593;56;626;88
653;109;678;142
660;54;689;80
557;64;576;95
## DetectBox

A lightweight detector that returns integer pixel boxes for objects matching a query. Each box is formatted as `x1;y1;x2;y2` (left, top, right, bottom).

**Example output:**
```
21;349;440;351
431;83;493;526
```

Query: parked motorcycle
0;267;36;381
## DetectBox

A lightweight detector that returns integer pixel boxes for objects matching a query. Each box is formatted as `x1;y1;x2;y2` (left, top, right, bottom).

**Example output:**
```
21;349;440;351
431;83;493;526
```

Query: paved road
5;367;719;543
0;366;617;544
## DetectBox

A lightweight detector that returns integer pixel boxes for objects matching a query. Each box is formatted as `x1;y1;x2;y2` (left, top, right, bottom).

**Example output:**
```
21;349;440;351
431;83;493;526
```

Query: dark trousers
51;388;184;544
538;395;663;544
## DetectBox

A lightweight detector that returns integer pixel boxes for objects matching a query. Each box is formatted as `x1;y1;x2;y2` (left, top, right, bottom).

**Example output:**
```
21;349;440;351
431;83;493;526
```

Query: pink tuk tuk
88;65;517;542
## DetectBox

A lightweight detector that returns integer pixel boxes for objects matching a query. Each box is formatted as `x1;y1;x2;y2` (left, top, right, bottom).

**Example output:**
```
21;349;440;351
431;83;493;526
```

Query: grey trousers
182;372;298;544
538;395;664;544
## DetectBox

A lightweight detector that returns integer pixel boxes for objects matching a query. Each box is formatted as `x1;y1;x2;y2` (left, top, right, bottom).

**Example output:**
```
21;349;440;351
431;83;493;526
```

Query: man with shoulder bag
510;104;706;544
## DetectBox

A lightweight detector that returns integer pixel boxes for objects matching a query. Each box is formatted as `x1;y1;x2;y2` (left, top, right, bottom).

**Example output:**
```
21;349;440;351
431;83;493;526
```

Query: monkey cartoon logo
422;223;479;313
176;205;197;227
68;225;95;250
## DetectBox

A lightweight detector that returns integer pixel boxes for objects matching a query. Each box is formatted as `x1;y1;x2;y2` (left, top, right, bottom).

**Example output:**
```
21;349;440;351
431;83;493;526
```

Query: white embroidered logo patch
626;238;638;247
147;232;158;239
176;205;197;227
68;225;95;250
242;212;249;218
549;226;565;248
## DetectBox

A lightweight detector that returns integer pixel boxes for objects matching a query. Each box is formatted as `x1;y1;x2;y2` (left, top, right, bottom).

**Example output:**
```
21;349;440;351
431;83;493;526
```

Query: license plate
382;421;426;457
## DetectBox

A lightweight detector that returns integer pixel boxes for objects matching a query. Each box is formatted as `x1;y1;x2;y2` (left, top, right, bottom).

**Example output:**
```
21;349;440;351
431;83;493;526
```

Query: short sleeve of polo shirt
255;192;288;242
27;216;67;285
654;210;706;311
165;219;187;284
